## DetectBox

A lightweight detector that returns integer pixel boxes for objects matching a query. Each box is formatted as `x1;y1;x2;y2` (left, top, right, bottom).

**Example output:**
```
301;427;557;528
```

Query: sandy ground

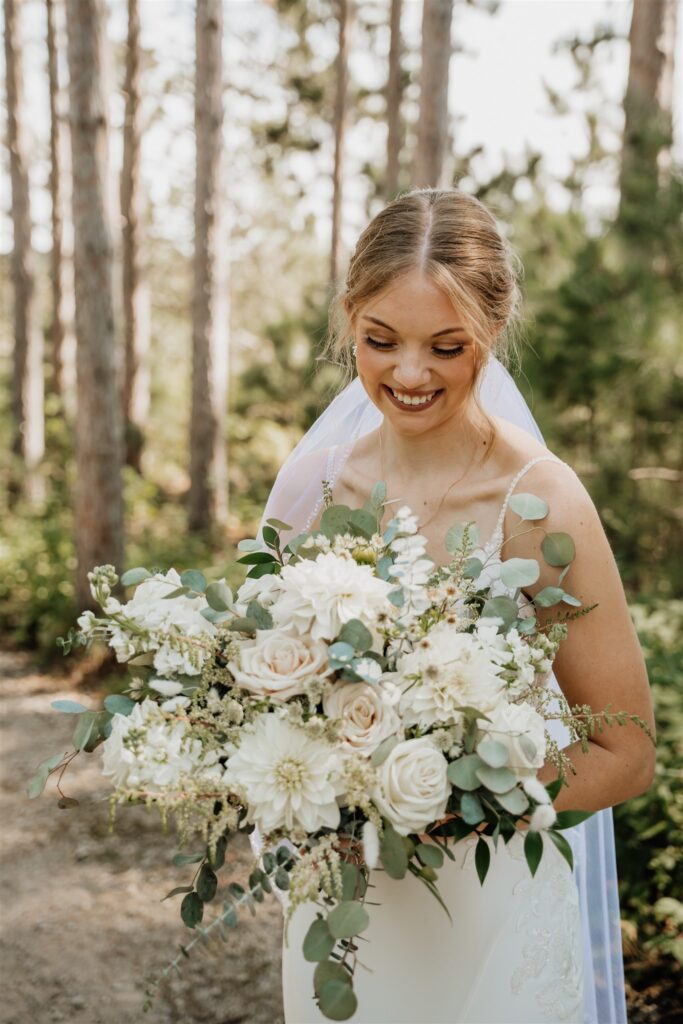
0;651;285;1024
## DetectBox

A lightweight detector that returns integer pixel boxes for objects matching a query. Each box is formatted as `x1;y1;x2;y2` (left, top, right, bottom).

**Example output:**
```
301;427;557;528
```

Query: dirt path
0;652;285;1024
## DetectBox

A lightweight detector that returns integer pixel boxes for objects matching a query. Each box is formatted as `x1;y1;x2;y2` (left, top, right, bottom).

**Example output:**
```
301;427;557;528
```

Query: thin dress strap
488;454;565;552
302;444;340;533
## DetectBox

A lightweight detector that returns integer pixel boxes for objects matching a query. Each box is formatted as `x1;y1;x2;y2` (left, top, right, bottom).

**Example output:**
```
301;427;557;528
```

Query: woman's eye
363;336;465;358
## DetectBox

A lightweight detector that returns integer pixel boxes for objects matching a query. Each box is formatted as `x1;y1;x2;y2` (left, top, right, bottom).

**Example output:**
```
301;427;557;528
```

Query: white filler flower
222;714;345;834
372;736;450;836
228;629;332;702
270;551;393;641
101;697;207;791
398;622;506;729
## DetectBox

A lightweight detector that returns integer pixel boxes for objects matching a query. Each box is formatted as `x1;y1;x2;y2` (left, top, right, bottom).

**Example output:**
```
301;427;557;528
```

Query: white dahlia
270;551;393;642
222;714;345;834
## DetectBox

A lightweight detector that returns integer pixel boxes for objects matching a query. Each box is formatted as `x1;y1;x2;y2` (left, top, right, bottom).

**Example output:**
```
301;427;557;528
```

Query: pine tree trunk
330;0;354;291
4;0;45;505
121;0;150;473
413;0;453;189
619;0;678;222
65;0;124;609
385;0;403;200
188;0;228;534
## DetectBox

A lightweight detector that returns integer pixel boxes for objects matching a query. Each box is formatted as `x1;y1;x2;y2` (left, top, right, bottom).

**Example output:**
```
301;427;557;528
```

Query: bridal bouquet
30;482;649;1020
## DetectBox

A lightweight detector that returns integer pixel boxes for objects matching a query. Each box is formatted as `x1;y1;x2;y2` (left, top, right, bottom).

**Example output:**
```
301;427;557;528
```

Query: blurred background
1;1;681;1022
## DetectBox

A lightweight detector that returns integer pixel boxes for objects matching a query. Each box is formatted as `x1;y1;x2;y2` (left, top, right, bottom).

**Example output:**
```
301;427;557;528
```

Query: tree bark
330;0;354;291
385;0;403;200
413;0;454;190
619;0;679;220
188;0;229;534
65;0;124;609
4;0;45;505
121;0;150;473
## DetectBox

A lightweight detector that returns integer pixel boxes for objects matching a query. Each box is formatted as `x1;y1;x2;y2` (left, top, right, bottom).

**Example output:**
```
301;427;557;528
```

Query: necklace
378;422;479;530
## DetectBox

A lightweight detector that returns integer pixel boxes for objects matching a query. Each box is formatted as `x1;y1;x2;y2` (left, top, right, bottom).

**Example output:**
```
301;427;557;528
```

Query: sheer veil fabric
253;355;626;1024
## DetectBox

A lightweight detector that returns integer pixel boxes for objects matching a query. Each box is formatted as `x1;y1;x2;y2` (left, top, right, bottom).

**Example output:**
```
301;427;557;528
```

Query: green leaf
161;885;194;902
480;596;519;631
27;750;65;799
379;820;409;879
303;917;336;961
496;787;529;815
534;586;565;608
541;532;576;567
368;481;386;511
460;792;485;825
103;694;135;716
261;526;278;549
561;592;582;607
416;843;444;868
554;809;593;830
370;735;399;767
162;586;191;600
320;505;352;539
318;978;358;1021
274;868;290;890
120;567;151;586
445;522;479;554
180;892;204;928
476;739;509;768
325;901;368;937
221;901;238;928
475;764;517;794
196;864;218;902
180;570;206;592
266;518;292;531
72;711;98;751
246;562;281;580
237;551;277;565
475;837;490;885
205;581;233;612
338;619;373;652
261;851;276;874
226;617;258;634
463;557;483;579
313;960;351;999
448;753;484;791
237;538;262;552
508;493;549;521
548;829;574;870
246;600;274;629
328;641;355;664
209;835;228;870
544;778;564;802
57;797;79;809
51;699;88;714
524;829;543;877
500;557;540;589
172;851;205;867
348;509;377;538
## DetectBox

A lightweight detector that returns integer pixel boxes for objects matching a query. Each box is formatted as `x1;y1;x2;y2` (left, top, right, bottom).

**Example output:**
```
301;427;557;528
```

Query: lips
382;384;444;411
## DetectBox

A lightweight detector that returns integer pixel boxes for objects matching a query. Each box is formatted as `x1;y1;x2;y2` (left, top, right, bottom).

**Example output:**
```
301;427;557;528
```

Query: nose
392;351;432;390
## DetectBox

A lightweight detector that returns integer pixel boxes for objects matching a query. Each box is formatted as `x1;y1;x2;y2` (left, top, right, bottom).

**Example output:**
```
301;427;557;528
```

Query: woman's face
349;269;479;435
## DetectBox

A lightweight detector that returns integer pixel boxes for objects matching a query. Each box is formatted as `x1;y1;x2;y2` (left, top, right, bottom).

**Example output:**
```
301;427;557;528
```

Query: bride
251;187;656;1023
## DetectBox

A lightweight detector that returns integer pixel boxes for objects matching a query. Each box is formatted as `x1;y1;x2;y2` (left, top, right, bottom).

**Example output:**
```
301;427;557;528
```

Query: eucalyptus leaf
508;493;549;521
161;885;194;902
226;617;258;634
172;851;205;866
209;835;228;870
196;864;218;902
338;619;373;652
561;592;582;607
51;699;88;714
388;589;405;608
180;570;206;592
266;517;292;531
475;764;517;794
313;960;351;999
303;917;336;961
416;843;444;868
496;787;529;815
318;977;358;1021
328;641;355;665
162;586;190;600
340;862;365;901
534;586;565;608
326;901;370;938
103;694;135;716
320;505;352;539
500;558;540;589
541;532;576;567
379;821;409;878
57;796;79;809
524;830;543;877
463;557;483;579
237;538;262;552
348;509;377;539
376;555;393;580
476;739;509;768
460;792;485;825
120;566;151;586
205;581;233;612
370;734;399;767
445;522;479;554
180;892;204;929
447;753;483;791
72;711;97;751
480;596;519;631
519;735;538;762
246;600;274;630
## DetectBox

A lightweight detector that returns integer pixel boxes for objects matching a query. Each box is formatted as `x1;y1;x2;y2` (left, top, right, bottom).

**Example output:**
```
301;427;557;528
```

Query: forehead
360;271;462;330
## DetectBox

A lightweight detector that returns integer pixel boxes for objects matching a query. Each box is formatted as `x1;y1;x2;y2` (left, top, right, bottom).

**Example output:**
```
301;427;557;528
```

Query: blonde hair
320;187;526;458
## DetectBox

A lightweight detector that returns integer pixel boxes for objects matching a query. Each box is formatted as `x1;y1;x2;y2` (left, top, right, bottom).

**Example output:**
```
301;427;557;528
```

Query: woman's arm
504;461;657;813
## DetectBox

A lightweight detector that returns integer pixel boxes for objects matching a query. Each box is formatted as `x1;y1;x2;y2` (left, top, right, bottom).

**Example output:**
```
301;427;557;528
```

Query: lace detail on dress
509;837;584;1021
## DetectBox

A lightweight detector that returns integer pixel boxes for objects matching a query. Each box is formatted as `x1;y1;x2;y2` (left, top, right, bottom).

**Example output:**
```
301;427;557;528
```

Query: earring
352;344;358;357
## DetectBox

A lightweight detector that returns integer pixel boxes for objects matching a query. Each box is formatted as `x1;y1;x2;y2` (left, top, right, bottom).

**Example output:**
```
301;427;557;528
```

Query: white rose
228;629;331;701
478;700;547;779
323;681;401;755
372;736;450;836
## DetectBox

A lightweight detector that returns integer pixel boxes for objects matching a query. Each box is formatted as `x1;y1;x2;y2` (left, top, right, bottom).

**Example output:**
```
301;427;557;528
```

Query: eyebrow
362;316;467;337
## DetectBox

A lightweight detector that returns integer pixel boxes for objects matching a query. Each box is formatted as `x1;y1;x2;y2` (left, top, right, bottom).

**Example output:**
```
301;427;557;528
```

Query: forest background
1;0;681;1021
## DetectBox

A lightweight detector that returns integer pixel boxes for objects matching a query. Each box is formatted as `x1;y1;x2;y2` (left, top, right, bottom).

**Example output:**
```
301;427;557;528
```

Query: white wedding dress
276;449;585;1024
251;361;627;1024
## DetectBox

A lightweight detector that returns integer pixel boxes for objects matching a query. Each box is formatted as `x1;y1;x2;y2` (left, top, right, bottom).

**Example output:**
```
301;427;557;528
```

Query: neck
380;402;492;485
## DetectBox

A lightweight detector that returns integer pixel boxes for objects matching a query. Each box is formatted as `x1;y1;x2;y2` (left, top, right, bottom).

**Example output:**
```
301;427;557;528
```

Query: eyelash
363;336;466;359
